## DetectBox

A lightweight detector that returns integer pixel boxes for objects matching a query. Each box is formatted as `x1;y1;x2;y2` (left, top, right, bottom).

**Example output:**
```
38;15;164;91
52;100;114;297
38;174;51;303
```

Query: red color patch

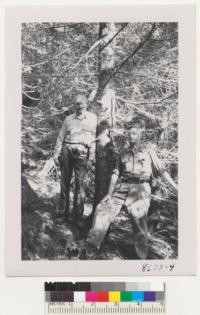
97;292;109;302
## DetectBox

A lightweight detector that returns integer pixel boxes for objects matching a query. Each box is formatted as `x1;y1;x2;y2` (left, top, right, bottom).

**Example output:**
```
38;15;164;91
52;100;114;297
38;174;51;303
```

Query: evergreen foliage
22;22;178;260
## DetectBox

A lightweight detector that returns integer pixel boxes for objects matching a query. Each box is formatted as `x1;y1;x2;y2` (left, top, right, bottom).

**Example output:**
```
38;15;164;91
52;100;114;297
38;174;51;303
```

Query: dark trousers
59;145;88;221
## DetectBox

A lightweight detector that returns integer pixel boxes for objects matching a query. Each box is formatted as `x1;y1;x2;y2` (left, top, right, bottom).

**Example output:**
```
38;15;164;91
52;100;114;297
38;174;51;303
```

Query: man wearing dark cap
53;93;97;224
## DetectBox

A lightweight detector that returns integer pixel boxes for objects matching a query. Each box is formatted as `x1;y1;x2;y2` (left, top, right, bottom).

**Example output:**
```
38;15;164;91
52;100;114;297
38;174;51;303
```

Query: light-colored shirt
54;111;97;160
113;147;164;181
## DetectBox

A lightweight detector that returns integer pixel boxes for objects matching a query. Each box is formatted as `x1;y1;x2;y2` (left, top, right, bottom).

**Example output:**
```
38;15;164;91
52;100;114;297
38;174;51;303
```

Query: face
127;128;139;144
74;95;87;115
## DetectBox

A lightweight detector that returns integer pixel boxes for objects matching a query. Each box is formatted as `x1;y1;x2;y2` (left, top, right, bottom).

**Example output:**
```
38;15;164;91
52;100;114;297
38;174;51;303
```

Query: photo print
5;5;196;276
21;22;178;261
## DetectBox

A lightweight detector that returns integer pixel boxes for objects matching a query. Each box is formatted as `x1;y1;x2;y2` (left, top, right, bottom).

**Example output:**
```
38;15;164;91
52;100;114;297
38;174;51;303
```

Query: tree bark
94;23;117;207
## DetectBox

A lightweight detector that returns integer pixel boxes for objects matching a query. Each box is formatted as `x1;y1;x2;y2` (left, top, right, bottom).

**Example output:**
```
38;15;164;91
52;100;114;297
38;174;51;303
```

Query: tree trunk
94;23;117;207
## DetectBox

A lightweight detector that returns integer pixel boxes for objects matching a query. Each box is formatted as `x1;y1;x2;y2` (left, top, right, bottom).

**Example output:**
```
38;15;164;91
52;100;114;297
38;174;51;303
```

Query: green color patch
120;291;132;301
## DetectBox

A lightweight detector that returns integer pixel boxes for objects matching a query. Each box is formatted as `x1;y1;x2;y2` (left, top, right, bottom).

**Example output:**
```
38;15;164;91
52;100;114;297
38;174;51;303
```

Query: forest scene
21;22;178;260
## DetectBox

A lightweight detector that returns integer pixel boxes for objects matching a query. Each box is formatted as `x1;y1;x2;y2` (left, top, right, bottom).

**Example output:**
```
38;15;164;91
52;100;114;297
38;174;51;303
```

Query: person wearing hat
86;126;177;259
53;93;97;225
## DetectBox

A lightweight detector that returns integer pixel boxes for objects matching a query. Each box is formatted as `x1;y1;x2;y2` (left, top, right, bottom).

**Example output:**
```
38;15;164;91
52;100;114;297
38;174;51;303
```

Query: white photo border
5;4;196;276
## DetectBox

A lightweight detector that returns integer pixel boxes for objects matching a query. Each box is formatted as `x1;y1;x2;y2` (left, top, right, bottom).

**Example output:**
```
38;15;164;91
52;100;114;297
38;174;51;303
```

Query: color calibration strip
45;282;165;303
46;290;165;302
45;283;165;314
45;282;164;292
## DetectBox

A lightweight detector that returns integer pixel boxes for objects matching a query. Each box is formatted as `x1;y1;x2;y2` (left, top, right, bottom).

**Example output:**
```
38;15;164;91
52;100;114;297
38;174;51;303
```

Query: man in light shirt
54;93;97;224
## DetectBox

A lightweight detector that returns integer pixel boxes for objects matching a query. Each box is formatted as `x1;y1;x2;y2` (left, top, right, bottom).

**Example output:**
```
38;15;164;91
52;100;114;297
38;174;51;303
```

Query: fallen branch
151;194;177;204
24;83;40;89
38;158;58;179
22;91;41;101
22;105;37;110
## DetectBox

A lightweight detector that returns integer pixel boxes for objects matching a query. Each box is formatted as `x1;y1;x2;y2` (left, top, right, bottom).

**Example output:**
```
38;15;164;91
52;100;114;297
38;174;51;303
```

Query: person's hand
87;160;93;170
101;194;112;204
81;139;90;147
53;153;60;167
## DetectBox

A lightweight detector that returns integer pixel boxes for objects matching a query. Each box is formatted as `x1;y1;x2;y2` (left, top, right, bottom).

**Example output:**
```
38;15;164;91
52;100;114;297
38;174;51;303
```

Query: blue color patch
132;291;144;301
144;291;156;301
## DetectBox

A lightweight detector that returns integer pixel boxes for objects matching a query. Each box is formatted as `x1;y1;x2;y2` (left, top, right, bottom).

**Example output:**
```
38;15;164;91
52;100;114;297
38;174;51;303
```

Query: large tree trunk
94;23;117;207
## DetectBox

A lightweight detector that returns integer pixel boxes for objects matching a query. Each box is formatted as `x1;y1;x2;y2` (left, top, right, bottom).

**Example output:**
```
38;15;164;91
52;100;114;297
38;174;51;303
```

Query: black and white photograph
21;21;178;261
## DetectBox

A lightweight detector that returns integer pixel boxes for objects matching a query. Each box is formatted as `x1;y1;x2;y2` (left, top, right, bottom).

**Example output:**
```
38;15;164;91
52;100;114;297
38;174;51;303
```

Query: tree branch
97;23;157;96
116;96;163;122
99;23;128;53
23;45;71;68
22;91;41;101
24;23;129;73
71;39;102;71
117;92;178;107
66;24;129;74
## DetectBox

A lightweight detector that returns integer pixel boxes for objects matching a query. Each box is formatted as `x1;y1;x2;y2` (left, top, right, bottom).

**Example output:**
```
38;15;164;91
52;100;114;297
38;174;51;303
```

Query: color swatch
45;282;165;303
45;282;164;292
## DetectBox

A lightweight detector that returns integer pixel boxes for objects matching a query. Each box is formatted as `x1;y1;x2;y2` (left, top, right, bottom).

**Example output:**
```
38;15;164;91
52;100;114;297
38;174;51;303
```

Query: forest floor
22;162;178;261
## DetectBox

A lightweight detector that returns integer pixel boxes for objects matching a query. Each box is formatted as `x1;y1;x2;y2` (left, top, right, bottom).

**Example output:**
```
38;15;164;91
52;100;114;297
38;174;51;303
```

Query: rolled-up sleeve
87;113;97;161
88;141;96;161
54;117;68;156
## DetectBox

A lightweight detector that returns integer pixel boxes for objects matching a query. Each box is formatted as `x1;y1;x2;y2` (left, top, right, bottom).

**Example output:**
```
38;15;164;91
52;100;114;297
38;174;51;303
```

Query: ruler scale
45;302;165;315
45;282;165;315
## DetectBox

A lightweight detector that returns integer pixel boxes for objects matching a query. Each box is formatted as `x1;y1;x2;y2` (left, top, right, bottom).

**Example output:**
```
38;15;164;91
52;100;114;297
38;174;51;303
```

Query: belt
64;141;89;148
121;177;150;184
63;143;88;157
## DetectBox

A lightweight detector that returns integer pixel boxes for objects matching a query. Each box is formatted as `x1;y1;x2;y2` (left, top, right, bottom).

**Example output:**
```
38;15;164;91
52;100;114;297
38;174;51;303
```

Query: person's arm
101;172;119;203
88;114;98;162
53;117;68;165
107;173;119;196
88;140;96;163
